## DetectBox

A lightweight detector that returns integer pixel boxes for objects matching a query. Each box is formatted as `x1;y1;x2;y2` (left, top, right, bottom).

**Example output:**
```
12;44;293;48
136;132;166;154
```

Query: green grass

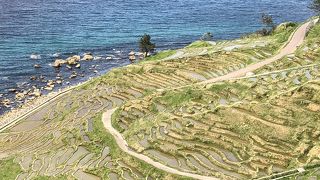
158;87;202;107
307;22;320;40
209;82;249;94
0;158;22;180
273;24;297;44
142;50;176;62
186;40;212;48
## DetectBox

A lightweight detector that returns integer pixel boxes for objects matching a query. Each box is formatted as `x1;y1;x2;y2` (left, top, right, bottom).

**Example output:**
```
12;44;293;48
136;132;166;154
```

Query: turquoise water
0;0;314;113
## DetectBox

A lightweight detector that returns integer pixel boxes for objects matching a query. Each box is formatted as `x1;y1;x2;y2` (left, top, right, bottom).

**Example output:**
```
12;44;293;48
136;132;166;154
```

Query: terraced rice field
0;21;319;179
114;62;320;179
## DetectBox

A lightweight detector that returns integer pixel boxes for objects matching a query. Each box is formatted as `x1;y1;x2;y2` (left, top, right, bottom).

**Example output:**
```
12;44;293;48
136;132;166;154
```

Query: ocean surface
0;0;314;114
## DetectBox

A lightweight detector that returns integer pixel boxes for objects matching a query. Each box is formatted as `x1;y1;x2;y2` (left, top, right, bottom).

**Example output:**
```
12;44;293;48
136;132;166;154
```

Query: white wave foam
30;54;41;60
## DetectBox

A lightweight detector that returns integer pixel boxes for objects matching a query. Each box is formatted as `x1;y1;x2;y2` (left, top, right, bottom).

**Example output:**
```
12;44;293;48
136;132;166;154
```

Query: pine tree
139;34;155;57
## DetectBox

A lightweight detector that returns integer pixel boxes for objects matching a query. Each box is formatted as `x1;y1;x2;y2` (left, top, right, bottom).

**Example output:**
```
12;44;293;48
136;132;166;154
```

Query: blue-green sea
0;0;314;114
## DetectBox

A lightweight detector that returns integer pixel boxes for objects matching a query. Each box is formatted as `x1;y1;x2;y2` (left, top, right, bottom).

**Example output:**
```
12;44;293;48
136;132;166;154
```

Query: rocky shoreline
0;50;131;115
0;80;87;131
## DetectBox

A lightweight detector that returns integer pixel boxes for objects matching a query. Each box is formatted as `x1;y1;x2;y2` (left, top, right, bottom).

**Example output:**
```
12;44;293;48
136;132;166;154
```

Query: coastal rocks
8;89;17;93
66;55;81;65
82;54;94;61
44;80;55;91
129;51;136;62
1;99;12;108
75;64;81;68
53;59;66;68
30;76;37;81
15;93;25;100
66;65;72;70
34;64;41;68
70;72;77;79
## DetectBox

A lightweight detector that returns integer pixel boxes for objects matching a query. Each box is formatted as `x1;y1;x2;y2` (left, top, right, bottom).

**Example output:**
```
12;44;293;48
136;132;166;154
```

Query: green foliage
209;83;248;93
0;158;21;180
143;50;176;62
307;23;320;39
273;24;297;43
111;109;126;133
86;113;121;157
186;41;212;48
158;88;202;107
139;34;155;57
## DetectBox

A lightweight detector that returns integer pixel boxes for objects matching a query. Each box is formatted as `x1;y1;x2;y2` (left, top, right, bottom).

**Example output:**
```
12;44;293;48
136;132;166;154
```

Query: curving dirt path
102;19;318;179
102;108;219;180
200;18;318;85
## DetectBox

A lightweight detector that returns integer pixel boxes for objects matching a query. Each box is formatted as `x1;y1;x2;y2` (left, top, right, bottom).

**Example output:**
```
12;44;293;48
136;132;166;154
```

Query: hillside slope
0;18;319;180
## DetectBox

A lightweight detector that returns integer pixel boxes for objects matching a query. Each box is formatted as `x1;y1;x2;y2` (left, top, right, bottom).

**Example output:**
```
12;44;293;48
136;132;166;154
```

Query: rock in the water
44;86;53;91
33;89;42;97
34;64;41;68
75;64;81;68
66;65;72;70
2;99;12;107
30;76;37;81
53;59;66;68
15;93;25;100
70;72;77;79
66;55;80;65
47;80;55;87
70;74;77;79
8;89;17;93
82;54;94;61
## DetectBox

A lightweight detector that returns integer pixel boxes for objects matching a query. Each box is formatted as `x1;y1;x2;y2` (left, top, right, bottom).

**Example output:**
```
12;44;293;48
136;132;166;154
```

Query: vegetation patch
0;158;21;180
186;40;212;48
158;88;202;107
143;50;176;62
